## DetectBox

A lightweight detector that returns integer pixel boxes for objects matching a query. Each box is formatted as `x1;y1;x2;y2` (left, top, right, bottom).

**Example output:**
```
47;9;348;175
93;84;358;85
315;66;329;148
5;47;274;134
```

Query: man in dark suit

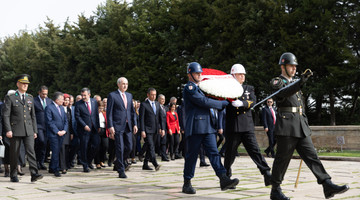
107;77;138;178
45;92;68;177
2;74;43;182
34;85;52;170
182;62;238;194
139;88;163;171
224;64;271;188
261;98;276;158
157;94;169;161
75;88;100;172
269;53;349;200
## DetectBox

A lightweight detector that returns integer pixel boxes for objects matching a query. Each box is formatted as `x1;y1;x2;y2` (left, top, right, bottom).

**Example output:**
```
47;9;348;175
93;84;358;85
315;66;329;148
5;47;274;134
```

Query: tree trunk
329;90;336;126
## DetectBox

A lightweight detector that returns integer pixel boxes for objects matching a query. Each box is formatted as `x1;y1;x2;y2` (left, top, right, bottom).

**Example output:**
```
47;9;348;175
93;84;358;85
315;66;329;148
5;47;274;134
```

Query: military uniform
183;81;228;180
271;74;331;186
224;84;270;178
2;91;39;179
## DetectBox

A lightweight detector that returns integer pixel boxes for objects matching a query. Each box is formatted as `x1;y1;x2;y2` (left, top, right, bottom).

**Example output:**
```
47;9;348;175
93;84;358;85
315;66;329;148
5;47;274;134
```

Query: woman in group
166;102;181;160
60;93;73;174
95;101;109;169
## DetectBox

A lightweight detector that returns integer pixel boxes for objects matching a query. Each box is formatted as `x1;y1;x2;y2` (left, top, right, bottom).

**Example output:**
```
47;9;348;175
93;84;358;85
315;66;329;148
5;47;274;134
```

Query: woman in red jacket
166;102;181;160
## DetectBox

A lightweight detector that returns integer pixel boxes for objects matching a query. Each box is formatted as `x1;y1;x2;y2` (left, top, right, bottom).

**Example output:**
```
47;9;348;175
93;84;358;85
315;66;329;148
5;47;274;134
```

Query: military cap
16;74;31;84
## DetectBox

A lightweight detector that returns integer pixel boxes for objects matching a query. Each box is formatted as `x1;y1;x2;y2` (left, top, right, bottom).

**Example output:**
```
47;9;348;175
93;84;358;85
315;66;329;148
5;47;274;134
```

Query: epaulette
270;77;285;90
27;94;33;97
185;82;197;94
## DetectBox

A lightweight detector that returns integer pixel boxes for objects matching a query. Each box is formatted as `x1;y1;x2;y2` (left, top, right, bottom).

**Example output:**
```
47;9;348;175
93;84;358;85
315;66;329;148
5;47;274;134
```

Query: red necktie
122;93;127;109
86;102;91;114
270;107;275;124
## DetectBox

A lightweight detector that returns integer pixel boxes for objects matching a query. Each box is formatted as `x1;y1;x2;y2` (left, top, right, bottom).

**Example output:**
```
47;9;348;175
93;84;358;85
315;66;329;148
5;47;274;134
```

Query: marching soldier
270;53;349;200
2;74;43;182
182;62;239;194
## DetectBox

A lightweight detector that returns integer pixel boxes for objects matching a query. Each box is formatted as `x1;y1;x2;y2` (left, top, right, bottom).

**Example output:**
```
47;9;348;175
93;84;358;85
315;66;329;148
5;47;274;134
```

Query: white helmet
230;64;246;74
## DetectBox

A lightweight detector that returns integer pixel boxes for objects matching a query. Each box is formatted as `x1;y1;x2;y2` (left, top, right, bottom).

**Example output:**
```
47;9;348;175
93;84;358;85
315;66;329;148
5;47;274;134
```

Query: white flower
199;75;243;99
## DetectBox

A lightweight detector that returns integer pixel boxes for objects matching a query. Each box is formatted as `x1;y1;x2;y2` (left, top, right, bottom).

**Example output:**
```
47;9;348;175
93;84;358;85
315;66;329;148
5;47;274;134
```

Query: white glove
231;100;243;107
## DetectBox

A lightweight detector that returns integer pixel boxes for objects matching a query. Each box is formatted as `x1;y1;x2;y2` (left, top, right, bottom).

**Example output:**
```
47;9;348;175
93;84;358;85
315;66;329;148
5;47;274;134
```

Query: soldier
182;62;239;194
2;74;43;182
270;53;349;200
224;64;271;188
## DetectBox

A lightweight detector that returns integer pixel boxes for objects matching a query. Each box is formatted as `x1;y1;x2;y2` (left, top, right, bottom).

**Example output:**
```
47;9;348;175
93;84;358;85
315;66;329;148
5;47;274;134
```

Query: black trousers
224;131;270;177
143;132;158;167
265;130;276;156
271;135;331;185
168;133;180;156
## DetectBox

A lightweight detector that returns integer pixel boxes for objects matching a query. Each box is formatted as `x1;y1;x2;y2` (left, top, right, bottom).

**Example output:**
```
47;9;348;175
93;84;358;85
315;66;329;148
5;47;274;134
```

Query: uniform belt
278;107;301;113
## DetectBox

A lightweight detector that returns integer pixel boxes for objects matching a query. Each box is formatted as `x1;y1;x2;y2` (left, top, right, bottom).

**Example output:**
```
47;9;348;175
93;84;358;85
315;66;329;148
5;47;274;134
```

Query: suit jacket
262;106;276;133
75;98;99;134
225;84;256;133
3;91;37;136
34;96;53;131
166;111;180;133
159;104;168;133
106;90;137;132
183;81;225;137
62;107;72;145
45;103;68;137
139;100;163;134
271;75;311;137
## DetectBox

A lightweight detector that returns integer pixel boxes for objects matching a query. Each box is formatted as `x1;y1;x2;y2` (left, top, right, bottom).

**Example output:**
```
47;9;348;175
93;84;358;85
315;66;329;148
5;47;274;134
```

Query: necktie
86;102;91;114
122;93;127;109
270;107;276;125
42;99;46;109
57;106;61;116
22;94;25;104
152;102;156;114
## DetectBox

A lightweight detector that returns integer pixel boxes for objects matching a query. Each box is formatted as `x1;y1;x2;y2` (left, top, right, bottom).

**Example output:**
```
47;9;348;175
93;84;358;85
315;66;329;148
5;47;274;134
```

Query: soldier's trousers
183;133;226;180
10;136;38;177
271;135;331;185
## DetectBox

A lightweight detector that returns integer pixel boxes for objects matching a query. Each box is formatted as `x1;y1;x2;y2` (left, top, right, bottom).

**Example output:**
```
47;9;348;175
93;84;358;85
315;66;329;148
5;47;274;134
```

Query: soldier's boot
322;179;349;199
219;173;239;191
182;179;196;194
270;185;290;200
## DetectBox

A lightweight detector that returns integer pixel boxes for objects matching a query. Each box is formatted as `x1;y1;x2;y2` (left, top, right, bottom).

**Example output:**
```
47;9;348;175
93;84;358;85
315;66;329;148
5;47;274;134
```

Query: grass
232;145;360;158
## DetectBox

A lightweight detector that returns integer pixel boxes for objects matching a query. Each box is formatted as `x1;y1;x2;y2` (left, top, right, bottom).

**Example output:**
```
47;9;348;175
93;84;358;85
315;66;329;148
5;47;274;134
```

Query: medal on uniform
244;90;250;99
299;105;303;115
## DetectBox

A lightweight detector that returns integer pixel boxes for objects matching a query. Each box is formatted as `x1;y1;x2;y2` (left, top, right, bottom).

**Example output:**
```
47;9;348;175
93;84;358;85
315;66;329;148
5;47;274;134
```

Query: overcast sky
0;0;107;39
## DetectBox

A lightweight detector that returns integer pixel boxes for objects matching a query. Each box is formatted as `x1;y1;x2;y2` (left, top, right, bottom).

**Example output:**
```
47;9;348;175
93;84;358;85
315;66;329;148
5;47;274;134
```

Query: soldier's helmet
230;64;246;74
187;62;203;74
279;52;298;66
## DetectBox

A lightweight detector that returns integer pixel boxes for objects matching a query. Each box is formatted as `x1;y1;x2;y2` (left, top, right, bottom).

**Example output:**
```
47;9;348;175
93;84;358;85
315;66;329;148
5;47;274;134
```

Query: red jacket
166;111;180;134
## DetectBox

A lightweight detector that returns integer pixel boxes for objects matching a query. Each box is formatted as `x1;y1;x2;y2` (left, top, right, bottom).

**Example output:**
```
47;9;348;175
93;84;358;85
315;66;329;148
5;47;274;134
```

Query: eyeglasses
267;101;273;103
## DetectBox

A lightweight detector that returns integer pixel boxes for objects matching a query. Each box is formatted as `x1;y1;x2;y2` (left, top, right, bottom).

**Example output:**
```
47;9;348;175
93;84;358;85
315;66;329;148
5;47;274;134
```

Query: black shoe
155;165;161;171
264;149;270;158
48;169;55;174
131;159;137;164
182;179;196;194
88;164;94;169
31;174;43;182
61;170;67;174
125;164;131;171
142;165;153;170
175;154;182;159
322;179;349;199
219;173;239;191
119;172;127;178
54;171;61;177
161;157;170;162
138;154;144;162
83;168;90;173
11;176;19;182
4;172;10;177
200;162;210;167
108;161;112;167
270;186;290;200
264;170;271;186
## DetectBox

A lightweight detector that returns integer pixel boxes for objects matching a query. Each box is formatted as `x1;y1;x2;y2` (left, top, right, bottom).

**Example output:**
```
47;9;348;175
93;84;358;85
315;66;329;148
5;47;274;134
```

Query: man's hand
264;128;269;132
71;134;74;140
6;131;13;138
133;126;138;134
109;127;115;135
84;125;91;132
161;130;165;137
141;131;146;138
34;133;37;139
168;130;172;135
218;129;223;134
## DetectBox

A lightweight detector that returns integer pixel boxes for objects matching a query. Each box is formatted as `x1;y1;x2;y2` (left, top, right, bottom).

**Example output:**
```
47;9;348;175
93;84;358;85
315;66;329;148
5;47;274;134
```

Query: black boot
322;179;349;199
182;179;196;194
263;170;271;186
219;173;239;191
4;164;9;177
270;185;289;200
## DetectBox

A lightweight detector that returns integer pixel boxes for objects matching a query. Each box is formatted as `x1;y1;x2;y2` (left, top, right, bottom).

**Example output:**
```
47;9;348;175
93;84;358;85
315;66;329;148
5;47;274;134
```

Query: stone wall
254;126;360;150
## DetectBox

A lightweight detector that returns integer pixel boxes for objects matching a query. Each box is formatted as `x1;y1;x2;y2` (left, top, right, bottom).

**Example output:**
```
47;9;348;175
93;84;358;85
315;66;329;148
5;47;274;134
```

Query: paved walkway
0;156;359;200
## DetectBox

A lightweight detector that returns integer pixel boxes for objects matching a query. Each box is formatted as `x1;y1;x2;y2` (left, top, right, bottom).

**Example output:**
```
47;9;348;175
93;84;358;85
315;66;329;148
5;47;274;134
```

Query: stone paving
0;156;359;200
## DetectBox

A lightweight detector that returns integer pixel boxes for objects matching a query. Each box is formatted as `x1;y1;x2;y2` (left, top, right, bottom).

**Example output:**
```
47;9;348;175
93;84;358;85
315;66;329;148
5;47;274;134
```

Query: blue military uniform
183;81;228;180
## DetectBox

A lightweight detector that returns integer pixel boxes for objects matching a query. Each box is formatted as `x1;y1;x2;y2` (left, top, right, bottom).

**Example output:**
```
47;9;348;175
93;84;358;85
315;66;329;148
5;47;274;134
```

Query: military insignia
244;90;250;99
281;59;285;63
273;79;279;85
15;100;18;103
188;85;193;90
27;100;32;104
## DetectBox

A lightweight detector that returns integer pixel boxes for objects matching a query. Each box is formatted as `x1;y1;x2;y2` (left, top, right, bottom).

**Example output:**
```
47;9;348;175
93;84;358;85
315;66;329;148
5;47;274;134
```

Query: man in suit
224;64;271;188
269;53;349;200
45;92;68;177
75;88;100;172
34;85;52;170
182;62;238;194
2;74;43;182
262;98;276;158
157;94;169;161
139;88;163;171
107;77;138;178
